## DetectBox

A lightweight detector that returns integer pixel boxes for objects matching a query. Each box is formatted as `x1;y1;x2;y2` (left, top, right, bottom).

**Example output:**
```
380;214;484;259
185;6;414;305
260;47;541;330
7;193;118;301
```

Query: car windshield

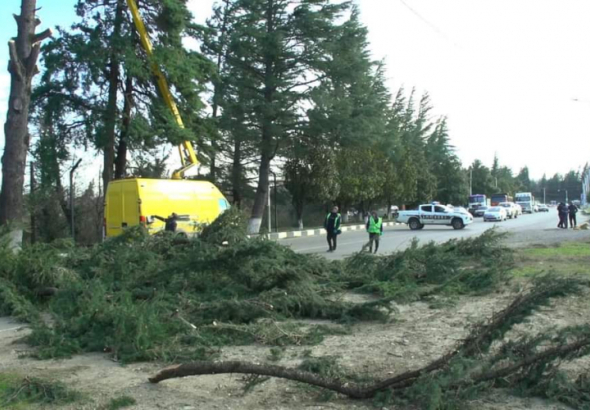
488;207;501;212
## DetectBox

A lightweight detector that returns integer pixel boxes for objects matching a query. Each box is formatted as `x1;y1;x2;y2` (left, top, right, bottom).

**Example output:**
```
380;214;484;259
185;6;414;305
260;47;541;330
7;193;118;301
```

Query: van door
122;181;140;229
106;183;123;236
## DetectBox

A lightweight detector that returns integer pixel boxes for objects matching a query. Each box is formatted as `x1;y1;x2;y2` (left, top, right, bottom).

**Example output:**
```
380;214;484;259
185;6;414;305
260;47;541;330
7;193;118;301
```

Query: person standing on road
362;211;383;254
558;202;569;229
324;206;341;252
568;202;579;228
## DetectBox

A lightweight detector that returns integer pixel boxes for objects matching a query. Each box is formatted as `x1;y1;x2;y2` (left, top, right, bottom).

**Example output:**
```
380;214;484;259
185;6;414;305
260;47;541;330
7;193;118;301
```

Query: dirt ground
1;229;590;410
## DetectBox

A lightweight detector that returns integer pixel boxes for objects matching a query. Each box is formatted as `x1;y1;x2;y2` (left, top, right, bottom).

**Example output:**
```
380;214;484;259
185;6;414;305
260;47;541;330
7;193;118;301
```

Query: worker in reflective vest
363;211;383;253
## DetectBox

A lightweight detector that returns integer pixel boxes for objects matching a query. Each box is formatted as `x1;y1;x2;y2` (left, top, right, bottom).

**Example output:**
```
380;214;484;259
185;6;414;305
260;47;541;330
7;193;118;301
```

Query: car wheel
452;218;464;230
417;224;425;230
409;218;421;230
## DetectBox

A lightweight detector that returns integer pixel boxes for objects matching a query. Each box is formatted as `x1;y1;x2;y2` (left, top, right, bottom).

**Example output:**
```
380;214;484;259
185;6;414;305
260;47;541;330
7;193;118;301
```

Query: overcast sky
1;0;589;182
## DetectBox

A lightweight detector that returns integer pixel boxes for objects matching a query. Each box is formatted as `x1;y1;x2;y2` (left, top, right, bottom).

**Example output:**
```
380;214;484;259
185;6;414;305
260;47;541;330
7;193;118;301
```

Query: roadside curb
252;221;403;240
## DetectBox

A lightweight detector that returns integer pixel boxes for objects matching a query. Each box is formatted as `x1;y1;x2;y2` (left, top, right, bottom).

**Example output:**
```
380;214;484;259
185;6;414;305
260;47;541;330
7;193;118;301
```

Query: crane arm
125;0;198;179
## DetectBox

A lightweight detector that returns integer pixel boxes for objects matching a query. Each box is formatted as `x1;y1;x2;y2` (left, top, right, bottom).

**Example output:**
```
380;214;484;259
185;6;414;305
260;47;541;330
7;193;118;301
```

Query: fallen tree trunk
149;361;371;399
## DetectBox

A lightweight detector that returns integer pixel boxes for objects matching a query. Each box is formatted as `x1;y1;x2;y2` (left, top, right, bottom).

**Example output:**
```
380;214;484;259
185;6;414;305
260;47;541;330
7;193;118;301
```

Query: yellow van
104;178;229;237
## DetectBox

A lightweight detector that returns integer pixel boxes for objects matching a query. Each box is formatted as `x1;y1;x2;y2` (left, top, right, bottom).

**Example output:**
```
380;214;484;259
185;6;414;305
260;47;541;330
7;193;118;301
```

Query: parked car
484;206;507;222
537;204;549;212
533;204;539;212
499;202;518;219
473;206;488;217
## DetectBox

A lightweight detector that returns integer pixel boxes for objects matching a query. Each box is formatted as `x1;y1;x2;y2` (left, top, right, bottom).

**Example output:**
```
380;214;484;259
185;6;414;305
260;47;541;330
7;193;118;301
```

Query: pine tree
222;0;350;234
36;0;214;192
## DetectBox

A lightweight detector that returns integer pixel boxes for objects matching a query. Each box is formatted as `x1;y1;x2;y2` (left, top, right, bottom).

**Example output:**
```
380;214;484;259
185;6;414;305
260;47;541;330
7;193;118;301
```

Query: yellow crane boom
125;0;198;179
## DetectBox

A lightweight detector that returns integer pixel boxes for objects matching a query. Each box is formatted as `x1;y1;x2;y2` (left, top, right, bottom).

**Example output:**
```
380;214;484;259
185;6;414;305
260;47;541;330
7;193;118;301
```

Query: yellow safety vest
368;216;382;234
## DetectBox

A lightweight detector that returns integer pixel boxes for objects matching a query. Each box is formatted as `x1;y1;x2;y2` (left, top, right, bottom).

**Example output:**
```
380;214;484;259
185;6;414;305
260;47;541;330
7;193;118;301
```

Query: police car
396;202;473;230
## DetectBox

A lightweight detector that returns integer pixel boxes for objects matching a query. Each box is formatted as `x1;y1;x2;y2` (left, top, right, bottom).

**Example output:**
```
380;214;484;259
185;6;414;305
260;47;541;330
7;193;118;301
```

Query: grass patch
103;395;136;410
521;242;590;258
513;241;590;277
0;373;82;409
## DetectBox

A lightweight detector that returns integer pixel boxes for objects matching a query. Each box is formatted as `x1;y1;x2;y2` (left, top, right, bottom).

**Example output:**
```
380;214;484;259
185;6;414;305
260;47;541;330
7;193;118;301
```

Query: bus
468;194;489;213
515;192;535;213
490;193;513;206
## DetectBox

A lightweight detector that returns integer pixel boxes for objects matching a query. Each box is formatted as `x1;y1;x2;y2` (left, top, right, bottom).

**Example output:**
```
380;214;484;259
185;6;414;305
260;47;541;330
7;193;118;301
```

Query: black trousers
559;213;568;228
327;232;337;250
570;214;577;228
369;233;380;253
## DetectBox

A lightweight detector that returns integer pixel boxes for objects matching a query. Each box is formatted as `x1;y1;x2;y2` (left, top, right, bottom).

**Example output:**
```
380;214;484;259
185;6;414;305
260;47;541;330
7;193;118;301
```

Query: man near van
363;211;383;253
153;213;178;232
324;206;341;252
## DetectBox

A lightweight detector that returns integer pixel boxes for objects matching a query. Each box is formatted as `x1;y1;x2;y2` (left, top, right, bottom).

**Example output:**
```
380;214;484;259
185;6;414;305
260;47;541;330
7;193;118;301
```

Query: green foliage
199;207;248;245
0;374;81;408
104;395;137;410
0;220;385;363
341;229;513;302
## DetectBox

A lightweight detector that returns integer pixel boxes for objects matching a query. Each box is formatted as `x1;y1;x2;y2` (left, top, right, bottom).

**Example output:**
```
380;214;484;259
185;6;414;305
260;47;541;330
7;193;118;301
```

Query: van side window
218;199;229;211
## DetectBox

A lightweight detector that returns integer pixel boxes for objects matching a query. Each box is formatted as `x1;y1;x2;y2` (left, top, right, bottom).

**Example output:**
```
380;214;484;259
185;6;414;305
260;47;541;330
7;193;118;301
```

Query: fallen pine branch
149;278;585;399
148;334;590;400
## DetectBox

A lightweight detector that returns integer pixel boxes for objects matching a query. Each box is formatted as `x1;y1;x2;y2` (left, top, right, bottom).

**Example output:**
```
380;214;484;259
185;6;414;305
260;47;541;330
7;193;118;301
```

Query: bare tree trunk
114;75;133;179
102;0;124;191
0;0;52;249
248;152;270;234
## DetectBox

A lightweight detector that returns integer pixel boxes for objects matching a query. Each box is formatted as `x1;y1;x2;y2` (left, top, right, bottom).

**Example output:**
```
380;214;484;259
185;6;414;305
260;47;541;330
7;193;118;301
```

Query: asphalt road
282;210;567;260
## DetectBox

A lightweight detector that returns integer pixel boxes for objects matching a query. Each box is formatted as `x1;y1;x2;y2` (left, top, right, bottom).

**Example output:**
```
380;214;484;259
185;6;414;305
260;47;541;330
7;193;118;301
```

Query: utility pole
30;161;36;244
267;185;271;234
469;168;472;196
543;188;546;204
70;159;82;241
269;170;278;233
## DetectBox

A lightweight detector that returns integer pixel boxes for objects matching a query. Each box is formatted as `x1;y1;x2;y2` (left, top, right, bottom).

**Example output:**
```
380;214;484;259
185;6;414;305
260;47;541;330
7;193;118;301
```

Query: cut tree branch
149;281;582;399
8;40;23;80
26;42;41;77
33;28;53;44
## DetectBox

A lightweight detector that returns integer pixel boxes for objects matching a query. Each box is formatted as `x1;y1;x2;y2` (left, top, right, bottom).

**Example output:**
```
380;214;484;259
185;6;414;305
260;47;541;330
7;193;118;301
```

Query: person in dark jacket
557;202;568;229
324;206;341;252
153;213;178;232
557;203;564;228
568;202;579;228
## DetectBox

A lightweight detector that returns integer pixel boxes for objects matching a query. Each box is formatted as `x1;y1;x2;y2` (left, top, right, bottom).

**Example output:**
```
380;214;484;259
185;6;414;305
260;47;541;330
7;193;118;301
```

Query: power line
398;0;461;48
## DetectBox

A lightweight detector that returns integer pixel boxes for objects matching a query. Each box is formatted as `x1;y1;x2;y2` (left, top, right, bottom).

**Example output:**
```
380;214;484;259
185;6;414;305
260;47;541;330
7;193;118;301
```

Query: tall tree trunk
247;0;275;234
102;0;124;191
114;75;133;179
296;202;304;230
0;0;51;249
231;138;242;209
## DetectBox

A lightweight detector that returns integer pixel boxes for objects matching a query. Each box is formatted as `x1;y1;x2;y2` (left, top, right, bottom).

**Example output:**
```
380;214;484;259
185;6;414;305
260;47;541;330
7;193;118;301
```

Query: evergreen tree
35;0;214;191
222;0;350;233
